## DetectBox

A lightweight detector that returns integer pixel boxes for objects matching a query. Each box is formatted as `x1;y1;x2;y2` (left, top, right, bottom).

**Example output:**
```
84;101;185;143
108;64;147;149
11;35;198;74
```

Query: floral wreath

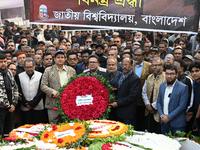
9;124;48;140
56;73;115;122
40;122;90;148
87;120;128;138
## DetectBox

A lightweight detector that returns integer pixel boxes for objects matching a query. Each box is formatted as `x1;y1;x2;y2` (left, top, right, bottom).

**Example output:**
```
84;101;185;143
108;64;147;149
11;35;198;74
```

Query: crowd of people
0;24;200;137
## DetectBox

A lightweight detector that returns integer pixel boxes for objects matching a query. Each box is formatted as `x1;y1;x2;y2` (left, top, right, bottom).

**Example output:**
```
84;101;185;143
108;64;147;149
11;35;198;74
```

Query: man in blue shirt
133;47;151;131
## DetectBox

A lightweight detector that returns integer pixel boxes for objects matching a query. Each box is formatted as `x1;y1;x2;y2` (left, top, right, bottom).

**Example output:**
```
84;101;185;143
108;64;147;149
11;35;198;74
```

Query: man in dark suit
37;52;53;74
111;58;141;126
157;65;189;135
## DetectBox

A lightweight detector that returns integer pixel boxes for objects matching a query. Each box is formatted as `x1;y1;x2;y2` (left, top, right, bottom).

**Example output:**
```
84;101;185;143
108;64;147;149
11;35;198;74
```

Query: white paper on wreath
76;94;93;106
54;129;76;138
13;128;39;134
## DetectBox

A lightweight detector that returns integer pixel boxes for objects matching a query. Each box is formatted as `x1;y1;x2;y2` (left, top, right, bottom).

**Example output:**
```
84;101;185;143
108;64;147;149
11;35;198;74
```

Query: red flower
52;125;57;130
3;137;11;141
44;133;49;138
60;76;109;121
75;127;82;130
58;138;63;143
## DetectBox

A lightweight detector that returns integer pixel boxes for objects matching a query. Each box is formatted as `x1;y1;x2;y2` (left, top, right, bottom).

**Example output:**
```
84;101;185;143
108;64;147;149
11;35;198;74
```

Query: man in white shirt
157;65;189;135
18;58;47;124
142;58;166;133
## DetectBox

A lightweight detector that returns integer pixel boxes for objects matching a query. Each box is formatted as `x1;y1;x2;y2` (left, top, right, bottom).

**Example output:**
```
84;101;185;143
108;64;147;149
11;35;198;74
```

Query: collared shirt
142;74;161;110
163;80;177;115
56;65;68;87
135;61;143;78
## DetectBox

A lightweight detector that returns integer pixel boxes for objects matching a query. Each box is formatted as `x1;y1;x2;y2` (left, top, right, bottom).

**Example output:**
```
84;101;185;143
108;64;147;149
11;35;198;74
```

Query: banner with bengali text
30;0;199;34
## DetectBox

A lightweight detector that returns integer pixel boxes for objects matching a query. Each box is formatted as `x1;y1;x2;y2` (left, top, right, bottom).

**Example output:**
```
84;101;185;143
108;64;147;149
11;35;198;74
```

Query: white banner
0;0;24;10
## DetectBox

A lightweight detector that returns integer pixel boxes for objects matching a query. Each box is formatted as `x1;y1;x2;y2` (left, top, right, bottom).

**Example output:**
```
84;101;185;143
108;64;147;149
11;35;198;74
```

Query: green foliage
165;130;200;144
83;134;127;146
56;72;115;122
34;125;50;140
88;141;104;150
126;142;152;150
16;145;38;150
0;135;28;146
125;125;135;136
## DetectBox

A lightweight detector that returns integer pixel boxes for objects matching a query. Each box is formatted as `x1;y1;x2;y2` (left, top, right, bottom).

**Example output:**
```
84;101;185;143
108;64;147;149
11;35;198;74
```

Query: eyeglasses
89;61;98;64
86;41;92;43
165;73;175;76
165;57;173;60
9;68;16;72
73;46;79;48
152;64;162;67
69;58;77;61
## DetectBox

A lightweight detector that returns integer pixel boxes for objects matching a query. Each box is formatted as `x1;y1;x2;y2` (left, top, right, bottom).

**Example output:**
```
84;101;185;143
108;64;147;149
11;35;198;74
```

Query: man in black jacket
174;59;194;132
111;58;141;126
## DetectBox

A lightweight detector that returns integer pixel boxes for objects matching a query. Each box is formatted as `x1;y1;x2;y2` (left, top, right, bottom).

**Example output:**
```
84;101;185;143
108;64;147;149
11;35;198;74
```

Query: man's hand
111;102;118;108
161;115;170;124
26;103;32;109
146;104;153;112
149;110;156;114
186;112;193;122
53;91;59;98
9;105;15;113
17;92;22;101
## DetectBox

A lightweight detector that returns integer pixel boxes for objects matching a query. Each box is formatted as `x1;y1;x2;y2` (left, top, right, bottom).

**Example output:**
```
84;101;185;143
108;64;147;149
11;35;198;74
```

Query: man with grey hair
112;57;141;126
22;46;32;58
18;58;47;124
142;57;166;133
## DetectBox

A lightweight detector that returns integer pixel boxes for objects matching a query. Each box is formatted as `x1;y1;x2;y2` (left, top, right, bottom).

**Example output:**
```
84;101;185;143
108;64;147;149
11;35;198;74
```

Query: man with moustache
107;58;122;120
111;58;141;126
133;47;151;131
41;50;76;123
107;58;122;89
157;65;189;134
142;58;166;133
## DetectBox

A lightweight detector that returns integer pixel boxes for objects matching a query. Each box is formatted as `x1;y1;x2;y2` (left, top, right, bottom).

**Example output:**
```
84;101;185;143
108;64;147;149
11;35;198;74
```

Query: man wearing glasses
84;54;108;78
164;54;174;66
142;57;166;134
72;41;80;53
133;47;151;131
85;37;93;48
157;65;189;134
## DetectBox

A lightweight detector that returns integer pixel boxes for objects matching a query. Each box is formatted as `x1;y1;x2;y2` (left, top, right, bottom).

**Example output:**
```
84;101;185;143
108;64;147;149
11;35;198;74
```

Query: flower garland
9;124;48;140
40;122;89;148
87;120;128;138
56;73;115;122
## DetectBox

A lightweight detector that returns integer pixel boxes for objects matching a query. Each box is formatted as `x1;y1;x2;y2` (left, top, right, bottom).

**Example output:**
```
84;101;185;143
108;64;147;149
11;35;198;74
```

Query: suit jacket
133;61;151;106
41;64;76;109
116;72;141;120
157;80;189;128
